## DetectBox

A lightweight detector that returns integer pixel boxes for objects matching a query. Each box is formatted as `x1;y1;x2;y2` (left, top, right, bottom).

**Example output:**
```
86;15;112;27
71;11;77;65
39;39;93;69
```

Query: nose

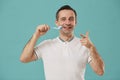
65;19;71;25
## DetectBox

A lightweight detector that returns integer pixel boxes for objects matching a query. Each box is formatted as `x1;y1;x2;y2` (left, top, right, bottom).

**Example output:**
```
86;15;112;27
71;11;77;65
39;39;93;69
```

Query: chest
42;43;89;66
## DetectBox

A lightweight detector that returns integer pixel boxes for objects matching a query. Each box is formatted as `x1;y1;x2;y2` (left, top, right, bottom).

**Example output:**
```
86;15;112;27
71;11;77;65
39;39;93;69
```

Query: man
20;5;104;80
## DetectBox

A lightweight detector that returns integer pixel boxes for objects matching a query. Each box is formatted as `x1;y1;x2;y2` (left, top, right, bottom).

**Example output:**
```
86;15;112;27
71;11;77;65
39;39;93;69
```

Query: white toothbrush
52;26;62;30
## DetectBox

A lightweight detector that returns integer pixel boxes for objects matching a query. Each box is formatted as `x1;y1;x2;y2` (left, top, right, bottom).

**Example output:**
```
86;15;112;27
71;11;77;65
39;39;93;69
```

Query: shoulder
36;37;58;47
74;36;80;41
73;36;81;43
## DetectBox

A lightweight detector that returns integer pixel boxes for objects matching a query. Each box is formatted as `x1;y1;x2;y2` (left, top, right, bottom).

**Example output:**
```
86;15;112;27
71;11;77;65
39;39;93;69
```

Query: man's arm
89;45;104;76
80;32;105;76
20;24;50;63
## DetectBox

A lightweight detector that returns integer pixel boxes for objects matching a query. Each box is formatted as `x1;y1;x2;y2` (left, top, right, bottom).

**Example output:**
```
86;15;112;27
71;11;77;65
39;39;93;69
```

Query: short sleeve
81;46;92;63
34;45;42;59
87;50;92;63
34;40;51;59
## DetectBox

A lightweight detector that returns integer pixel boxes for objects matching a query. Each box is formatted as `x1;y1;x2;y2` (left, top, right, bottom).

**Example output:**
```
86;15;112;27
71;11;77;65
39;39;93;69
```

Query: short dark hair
56;5;77;20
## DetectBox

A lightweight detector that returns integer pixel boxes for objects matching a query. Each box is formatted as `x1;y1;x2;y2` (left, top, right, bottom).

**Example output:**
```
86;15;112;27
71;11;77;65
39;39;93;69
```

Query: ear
74;20;77;28
55;20;59;26
75;19;77;24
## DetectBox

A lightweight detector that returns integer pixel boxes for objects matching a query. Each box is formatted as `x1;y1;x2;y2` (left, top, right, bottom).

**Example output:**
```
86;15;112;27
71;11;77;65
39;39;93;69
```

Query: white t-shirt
34;37;91;80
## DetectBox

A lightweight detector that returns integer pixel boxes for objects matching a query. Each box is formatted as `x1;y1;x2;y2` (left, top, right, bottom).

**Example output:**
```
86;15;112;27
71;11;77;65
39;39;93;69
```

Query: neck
59;33;74;42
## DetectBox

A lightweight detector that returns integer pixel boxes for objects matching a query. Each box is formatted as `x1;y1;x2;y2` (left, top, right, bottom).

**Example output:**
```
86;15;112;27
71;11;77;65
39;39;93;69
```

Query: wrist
90;43;95;48
33;33;40;40
87;42;93;49
89;45;97;55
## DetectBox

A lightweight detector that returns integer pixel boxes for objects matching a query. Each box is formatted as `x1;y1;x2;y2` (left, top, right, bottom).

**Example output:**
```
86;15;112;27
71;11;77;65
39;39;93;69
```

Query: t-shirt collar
58;36;74;42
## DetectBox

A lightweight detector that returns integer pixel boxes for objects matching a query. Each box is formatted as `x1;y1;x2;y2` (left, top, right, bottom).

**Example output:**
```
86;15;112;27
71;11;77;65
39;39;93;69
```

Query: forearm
89;45;105;75
20;34;38;62
80;32;104;75
20;24;50;63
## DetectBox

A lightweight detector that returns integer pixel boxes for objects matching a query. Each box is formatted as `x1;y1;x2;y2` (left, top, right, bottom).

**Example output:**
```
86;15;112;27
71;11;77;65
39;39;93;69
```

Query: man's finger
86;32;89;37
80;34;86;38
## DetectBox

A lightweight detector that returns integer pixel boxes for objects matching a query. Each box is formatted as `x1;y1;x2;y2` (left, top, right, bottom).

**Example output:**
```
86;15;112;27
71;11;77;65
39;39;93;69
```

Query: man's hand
80;32;93;49
34;24;50;39
80;32;105;75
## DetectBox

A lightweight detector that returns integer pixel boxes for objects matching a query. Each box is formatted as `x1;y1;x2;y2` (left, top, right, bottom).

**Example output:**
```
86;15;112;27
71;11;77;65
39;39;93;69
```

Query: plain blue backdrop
0;0;120;80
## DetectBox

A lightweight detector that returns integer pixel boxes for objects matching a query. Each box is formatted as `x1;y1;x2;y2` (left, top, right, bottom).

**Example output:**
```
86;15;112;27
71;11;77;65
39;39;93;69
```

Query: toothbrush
52;26;62;30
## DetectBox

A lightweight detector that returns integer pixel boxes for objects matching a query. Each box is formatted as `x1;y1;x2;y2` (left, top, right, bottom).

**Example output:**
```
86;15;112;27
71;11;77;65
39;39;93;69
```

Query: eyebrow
60;16;75;19
59;17;66;20
60;16;75;20
69;16;74;19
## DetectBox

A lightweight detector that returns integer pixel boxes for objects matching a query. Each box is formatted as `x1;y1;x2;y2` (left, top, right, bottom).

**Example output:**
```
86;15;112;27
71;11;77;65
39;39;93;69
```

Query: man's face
56;10;76;34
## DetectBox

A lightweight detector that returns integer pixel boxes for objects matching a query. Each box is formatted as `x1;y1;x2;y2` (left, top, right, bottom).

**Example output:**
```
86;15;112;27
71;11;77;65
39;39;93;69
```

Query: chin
62;31;73;35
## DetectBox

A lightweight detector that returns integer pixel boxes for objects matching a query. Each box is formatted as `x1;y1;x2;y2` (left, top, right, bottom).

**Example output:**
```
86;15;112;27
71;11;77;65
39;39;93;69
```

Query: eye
69;17;74;21
61;17;66;21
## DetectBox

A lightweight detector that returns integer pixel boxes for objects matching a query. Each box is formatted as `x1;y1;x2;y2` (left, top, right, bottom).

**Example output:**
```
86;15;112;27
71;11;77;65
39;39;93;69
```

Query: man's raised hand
34;24;50;39
80;32;93;48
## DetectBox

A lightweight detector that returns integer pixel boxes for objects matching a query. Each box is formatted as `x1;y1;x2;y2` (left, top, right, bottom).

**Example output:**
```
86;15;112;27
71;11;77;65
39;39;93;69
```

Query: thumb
86;32;89;37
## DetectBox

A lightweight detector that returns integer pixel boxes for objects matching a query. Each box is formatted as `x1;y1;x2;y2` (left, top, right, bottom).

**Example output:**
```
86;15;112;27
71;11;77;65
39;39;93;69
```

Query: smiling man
20;5;105;80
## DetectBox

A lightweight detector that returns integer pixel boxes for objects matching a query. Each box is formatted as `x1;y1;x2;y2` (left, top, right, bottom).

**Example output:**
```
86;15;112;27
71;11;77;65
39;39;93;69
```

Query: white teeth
63;27;71;29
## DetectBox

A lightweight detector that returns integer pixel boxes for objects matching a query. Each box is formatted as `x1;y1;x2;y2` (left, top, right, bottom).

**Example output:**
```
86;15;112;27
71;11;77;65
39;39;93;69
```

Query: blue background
0;0;120;80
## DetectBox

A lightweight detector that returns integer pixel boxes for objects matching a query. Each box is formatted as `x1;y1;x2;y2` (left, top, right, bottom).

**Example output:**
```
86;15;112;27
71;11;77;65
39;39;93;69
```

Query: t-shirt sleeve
34;45;42;59
81;46;92;63
87;51;92;63
34;40;50;59
82;46;92;63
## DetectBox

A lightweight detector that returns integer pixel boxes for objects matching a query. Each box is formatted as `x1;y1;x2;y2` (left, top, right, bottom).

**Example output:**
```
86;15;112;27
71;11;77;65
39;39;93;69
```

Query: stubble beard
60;28;74;37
